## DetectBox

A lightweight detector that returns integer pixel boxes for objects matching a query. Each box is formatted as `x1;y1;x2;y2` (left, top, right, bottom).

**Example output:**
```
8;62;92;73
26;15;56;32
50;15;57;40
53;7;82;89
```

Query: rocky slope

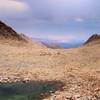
0;40;100;100
84;34;100;45
0;21;26;41
0;21;46;48
44;35;100;100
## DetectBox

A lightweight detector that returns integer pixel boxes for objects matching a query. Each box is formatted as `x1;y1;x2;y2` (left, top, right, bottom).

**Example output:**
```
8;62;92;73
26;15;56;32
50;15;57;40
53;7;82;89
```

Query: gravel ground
0;42;100;100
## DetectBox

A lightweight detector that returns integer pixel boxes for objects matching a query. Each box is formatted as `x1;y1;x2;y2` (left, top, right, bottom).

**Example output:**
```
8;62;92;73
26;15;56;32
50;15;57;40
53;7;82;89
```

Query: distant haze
32;38;83;48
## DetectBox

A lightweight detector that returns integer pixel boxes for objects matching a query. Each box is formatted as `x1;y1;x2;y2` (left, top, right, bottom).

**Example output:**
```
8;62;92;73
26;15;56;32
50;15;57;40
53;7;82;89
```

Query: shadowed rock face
0;21;26;41
85;34;100;44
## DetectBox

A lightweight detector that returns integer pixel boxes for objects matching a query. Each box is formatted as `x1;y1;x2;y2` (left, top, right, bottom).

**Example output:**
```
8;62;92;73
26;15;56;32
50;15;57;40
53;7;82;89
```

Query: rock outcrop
0;21;26;42
85;34;100;45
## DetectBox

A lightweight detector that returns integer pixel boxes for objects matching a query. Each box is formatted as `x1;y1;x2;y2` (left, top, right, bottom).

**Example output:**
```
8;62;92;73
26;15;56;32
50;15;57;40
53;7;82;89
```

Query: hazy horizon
0;0;100;44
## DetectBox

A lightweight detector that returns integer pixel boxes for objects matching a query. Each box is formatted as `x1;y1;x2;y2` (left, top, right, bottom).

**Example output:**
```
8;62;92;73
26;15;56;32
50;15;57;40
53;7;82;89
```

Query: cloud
32;33;85;43
47;35;76;42
0;0;99;42
26;0;93;23
0;0;30;15
75;18;84;22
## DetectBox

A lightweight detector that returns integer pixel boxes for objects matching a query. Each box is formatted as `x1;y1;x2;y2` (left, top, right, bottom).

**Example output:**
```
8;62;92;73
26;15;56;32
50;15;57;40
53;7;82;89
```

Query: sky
0;0;100;43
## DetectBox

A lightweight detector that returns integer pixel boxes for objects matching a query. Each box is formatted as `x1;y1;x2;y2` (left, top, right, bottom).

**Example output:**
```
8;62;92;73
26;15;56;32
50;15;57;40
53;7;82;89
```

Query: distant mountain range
32;33;100;49
32;38;83;49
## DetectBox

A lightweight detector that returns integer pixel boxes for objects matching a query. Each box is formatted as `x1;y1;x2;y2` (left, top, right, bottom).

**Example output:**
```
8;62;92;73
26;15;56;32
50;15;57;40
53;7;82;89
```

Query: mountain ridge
85;34;100;45
0;21;26;42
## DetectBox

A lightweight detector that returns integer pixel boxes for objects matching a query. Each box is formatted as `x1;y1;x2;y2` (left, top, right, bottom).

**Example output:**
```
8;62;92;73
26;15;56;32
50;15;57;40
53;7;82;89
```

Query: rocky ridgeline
85;34;100;45
0;21;26;42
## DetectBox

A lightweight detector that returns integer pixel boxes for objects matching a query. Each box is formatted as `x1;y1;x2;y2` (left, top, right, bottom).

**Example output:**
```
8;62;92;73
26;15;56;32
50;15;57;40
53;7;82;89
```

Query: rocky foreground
0;42;100;100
